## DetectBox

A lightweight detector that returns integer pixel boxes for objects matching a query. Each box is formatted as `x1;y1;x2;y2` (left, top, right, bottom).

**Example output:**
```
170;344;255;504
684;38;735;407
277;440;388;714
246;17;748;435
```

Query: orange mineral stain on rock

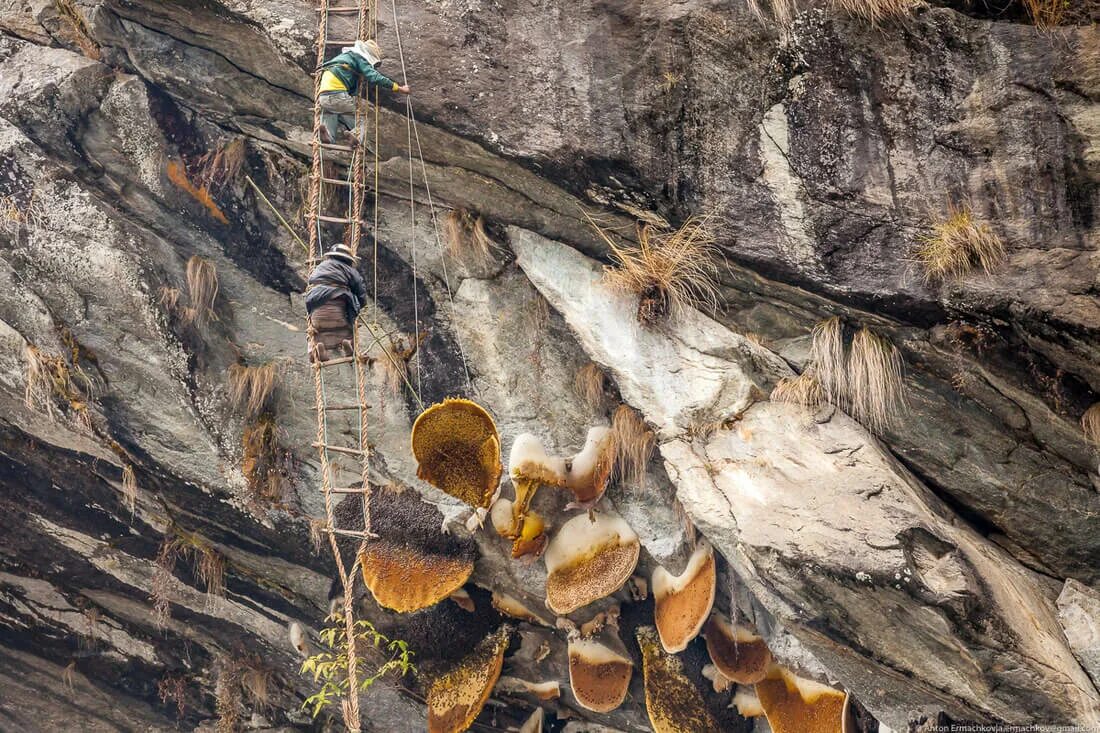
166;160;228;224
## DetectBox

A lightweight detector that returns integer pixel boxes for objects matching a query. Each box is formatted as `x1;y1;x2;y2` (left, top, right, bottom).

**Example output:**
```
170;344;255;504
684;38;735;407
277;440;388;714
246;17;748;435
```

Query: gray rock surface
0;0;1096;729
514;228;1100;729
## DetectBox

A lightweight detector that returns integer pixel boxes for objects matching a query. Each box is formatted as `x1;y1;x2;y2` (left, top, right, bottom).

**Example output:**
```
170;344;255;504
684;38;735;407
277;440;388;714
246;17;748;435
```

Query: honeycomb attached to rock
412;399;502;508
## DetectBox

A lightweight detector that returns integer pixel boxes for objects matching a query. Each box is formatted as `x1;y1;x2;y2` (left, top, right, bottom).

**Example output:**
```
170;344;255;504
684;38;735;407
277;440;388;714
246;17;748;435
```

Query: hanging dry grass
158;285;182;314
195;544;226;600
770;370;824;407
747;0;916;25
746;0;798;24
157;675;188;719
184;256;219;328
810;317;847;406
1018;0;1097;27
611;405;656;488
593;214;723;325
227;362;281;418
242;415;293;504
23;344;92;421
214;656;244;733
152;541;176;628
917;206;1005;283
55;0;101;60
827;0;918;24
152;532;226;627
121;464;138;514
574;362;607;413
241;663;272;708
847;328;905;433
375;332;416;397
198;138;247;190
444;208;495;265
1081;403;1100;446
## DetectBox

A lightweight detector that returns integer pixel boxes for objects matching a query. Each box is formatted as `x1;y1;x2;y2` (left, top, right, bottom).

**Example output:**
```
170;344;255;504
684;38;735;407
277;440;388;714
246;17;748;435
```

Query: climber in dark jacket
305;244;367;363
318;39;411;146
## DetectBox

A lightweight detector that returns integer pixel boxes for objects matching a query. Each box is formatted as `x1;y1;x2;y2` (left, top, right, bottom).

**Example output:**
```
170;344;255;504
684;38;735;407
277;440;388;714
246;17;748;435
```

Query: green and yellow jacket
320;51;398;95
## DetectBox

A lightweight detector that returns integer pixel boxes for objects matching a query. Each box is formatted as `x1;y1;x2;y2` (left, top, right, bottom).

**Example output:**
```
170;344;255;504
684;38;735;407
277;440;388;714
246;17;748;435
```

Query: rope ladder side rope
305;1;379;730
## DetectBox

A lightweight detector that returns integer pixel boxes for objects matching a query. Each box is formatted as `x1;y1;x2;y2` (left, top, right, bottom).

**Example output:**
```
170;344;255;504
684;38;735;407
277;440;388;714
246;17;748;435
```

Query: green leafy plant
300;613;415;719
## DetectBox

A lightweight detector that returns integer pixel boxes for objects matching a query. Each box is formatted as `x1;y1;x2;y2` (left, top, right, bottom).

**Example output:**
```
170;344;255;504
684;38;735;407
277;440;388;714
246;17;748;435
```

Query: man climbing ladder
303;5;407;732
318;39;411;146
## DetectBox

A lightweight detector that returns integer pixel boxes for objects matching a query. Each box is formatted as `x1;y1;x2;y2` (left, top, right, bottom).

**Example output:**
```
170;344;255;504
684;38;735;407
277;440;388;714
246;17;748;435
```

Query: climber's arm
354;57;406;93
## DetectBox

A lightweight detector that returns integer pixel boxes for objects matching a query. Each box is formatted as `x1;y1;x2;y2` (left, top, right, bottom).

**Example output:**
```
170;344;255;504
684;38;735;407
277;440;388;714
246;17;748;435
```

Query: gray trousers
319;92;362;144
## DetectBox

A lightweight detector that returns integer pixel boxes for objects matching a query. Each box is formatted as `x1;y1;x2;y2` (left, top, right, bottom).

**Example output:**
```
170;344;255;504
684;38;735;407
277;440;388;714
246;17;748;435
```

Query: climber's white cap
344;39;382;66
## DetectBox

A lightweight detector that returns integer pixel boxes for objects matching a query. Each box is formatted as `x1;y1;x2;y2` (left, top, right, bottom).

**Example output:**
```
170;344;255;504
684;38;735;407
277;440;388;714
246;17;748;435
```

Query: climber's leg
319;92;359;147
309;299;353;362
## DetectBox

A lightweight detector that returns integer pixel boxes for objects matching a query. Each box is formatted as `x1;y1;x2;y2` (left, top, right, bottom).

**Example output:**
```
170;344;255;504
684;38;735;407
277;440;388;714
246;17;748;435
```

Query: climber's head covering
324;243;358;265
345;39;383;67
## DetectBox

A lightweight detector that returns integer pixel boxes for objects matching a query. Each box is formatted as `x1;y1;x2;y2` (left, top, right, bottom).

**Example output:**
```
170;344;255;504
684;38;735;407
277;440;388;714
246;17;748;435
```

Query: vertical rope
390;0;475;397
307;0;330;268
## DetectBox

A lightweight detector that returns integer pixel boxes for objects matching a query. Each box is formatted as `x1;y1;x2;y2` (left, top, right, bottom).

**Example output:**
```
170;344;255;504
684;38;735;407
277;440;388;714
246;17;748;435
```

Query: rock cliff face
0;0;1097;731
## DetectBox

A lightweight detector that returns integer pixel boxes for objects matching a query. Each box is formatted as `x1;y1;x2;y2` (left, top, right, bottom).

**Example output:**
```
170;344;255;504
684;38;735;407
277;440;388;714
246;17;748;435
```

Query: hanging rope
389;0;476;398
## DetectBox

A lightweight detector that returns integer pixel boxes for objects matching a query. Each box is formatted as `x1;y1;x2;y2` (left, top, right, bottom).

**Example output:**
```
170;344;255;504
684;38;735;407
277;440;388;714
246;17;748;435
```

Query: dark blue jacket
305;258;367;324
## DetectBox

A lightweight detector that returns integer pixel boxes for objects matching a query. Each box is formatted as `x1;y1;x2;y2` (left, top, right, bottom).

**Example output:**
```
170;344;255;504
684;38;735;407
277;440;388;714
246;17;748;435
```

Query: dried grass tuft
770;370;824;407
195;544;226;600
748;0;917;25
611;404;655;487
444;208;495;266
121;464;138;514
227;362;281;418
184;256;219;328
917;206;1005;283
308;516;325;555
1081;403;1100;446
1019;0;1098;27
810;317;847;407
375;332;415;397
198;138;247;191
573;362;607;413
828;0;918;24
152;533;226;627
847;327;906;433
151;539;179;628
594;214;723;325
157;674;188;719
23;344;92;422
241;663;272;708
242;415;293;505
55;0;101;60
215;656;244;733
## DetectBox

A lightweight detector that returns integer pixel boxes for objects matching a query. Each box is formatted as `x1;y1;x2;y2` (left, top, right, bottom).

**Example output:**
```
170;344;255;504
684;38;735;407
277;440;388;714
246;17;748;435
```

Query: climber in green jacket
318;39;410;147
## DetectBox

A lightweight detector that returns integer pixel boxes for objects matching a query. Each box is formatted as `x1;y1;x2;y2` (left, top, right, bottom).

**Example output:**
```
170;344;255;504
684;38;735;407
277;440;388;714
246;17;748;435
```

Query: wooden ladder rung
318;7;362;12
313;214;366;225
316;355;358;367
322;404;366;411
330;486;368;494
324;527;373;539
316;176;352;186
312;442;365;456
324;39;363;45
317;142;356;152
